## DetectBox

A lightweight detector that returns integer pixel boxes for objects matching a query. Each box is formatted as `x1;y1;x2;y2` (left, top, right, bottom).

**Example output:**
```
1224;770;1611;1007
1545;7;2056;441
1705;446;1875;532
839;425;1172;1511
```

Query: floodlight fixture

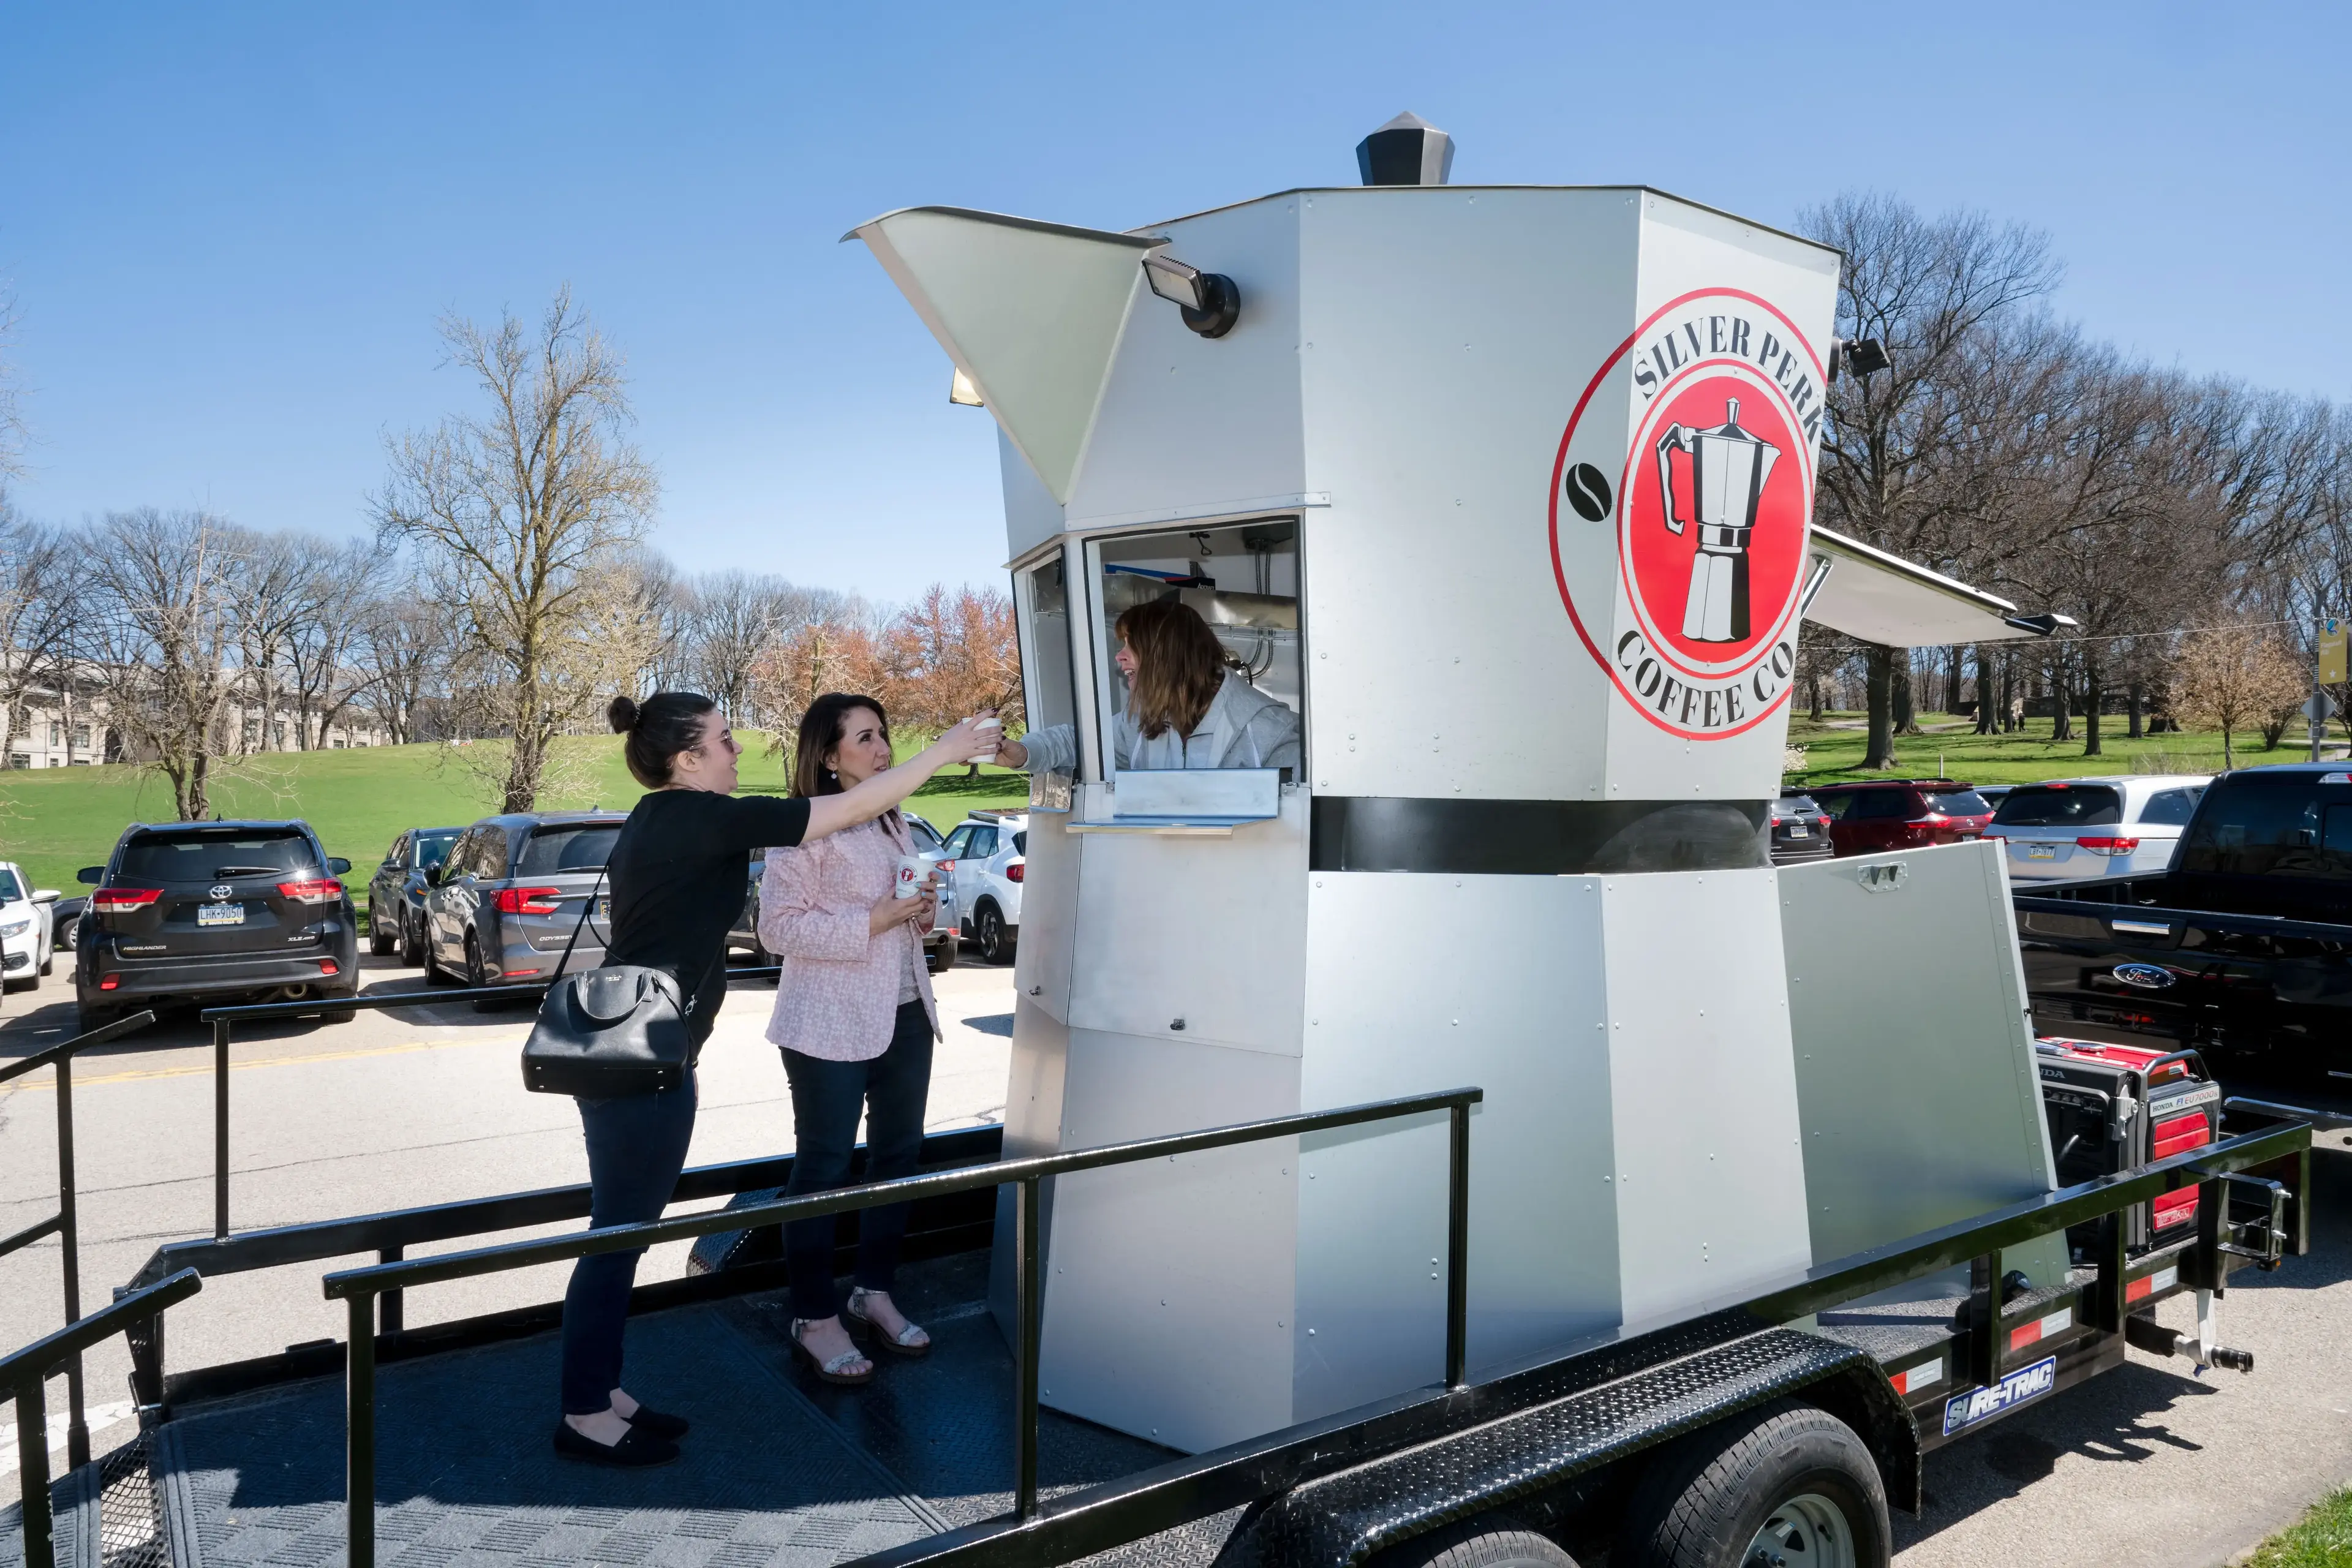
1142;252;1240;339
1830;336;1892;382
948;366;985;407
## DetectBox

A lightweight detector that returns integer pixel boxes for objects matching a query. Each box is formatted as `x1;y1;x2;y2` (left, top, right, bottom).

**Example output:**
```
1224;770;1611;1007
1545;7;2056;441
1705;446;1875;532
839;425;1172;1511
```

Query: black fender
1213;1328;1917;1568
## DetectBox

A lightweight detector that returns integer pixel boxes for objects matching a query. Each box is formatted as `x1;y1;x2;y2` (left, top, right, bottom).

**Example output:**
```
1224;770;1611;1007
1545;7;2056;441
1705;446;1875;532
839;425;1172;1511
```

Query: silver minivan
1988;775;2210;883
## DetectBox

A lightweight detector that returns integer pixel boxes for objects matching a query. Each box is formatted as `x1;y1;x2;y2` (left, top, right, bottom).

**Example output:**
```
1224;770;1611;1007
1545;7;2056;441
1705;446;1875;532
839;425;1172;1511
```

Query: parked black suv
366;826;462;965
421;812;624;998
75;820;357;1031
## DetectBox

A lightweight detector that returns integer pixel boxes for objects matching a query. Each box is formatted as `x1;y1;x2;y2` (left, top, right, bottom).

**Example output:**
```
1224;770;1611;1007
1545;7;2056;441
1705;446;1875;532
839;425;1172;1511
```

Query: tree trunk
2082;655;2103;757
1892;647;1920;735
1864;646;1899;769
2049;663;2075;742
1973;645;1997;734
2222;724;2235;771
1808;673;1824;722
2127;680;2145;740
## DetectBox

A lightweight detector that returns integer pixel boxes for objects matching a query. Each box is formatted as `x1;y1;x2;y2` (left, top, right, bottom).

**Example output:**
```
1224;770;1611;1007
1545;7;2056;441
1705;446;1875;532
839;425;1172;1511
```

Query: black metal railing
0;1010;158;1473
4;1267;198;1568
308;1086;1480;1568
199;970;783;1237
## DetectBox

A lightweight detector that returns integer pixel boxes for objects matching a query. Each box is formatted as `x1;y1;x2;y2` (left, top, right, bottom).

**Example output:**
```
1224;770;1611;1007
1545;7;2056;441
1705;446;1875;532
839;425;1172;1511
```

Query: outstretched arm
802;717;995;842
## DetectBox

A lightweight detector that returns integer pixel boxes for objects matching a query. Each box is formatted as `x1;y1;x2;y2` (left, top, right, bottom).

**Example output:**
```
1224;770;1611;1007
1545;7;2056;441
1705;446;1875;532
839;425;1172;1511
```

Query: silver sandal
846;1287;932;1358
790;1317;874;1384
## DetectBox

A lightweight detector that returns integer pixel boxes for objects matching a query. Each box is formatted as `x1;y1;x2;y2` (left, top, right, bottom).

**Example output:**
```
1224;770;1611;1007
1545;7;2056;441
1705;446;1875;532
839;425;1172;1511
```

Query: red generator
2035;1037;2220;1253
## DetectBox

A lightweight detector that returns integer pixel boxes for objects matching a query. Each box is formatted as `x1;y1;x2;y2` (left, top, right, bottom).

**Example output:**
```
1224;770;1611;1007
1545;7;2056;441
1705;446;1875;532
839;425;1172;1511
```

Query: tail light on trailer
1006;864;1025;883
91;888;163;913
492;886;564;914
277;878;344;905
2076;837;2141;856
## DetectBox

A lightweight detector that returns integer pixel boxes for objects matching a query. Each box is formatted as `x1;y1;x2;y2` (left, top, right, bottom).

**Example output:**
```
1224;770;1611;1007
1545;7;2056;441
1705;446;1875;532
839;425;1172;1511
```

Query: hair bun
606;695;641;734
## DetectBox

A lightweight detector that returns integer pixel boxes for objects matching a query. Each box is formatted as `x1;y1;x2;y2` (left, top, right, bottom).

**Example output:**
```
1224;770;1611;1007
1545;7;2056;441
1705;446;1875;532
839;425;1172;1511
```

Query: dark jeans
783;1000;935;1321
559;1075;698;1415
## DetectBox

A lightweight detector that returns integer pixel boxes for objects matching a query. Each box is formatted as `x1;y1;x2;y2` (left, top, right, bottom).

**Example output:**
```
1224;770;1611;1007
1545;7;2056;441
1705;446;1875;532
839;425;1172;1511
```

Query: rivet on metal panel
1308;1328;1316;1335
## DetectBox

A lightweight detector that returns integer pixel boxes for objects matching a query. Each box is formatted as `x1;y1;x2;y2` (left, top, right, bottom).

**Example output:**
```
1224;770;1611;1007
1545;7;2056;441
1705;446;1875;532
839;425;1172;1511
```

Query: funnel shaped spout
847;206;1163;504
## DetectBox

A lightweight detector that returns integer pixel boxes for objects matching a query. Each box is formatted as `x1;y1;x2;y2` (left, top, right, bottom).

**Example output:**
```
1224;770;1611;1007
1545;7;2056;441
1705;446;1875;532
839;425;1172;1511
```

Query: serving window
1088;517;1302;775
1014;549;1080;751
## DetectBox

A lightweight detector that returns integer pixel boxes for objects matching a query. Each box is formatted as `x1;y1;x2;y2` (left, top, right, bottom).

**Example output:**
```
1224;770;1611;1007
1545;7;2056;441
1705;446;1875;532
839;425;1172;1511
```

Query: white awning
1801;527;2074;647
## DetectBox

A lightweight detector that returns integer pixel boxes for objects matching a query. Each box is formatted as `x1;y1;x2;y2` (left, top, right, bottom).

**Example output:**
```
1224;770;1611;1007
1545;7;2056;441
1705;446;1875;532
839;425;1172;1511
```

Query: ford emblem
2113;963;2174;990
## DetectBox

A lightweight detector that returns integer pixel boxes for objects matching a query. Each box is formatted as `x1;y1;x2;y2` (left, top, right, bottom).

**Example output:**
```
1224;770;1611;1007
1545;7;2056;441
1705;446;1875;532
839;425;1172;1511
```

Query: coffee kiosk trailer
2;119;2317;1568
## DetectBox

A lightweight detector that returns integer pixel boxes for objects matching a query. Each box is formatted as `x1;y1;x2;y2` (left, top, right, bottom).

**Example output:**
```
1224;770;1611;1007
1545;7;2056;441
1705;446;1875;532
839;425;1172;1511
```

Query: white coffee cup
894;855;927;900
973;715;1001;764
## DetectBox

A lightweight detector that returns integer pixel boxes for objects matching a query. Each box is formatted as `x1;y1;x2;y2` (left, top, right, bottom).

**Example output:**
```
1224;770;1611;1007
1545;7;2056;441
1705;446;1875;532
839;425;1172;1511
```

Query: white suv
1988;775;2210;883
0;859;59;993
943;812;1025;965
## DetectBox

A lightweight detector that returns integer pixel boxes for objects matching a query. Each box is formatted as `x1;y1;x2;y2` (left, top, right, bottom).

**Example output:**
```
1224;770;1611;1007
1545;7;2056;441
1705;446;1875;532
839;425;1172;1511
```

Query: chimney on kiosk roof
1355;111;1455;187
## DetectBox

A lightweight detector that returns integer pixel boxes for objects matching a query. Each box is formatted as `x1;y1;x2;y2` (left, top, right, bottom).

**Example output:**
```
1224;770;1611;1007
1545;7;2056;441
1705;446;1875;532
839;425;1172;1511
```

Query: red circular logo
1549;290;1822;740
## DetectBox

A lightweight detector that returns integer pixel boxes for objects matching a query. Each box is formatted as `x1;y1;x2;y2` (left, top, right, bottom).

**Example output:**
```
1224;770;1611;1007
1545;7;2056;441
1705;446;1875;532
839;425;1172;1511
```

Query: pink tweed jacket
760;815;940;1061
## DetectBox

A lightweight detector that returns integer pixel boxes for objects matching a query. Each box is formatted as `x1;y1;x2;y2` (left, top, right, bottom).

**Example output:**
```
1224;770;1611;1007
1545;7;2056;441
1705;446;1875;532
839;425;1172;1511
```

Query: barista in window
995;599;1301;773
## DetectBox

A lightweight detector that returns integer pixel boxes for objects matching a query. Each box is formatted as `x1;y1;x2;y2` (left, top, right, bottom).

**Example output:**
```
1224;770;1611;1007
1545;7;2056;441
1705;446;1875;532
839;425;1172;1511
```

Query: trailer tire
1618;1399;1887;1568
1365;1517;1575;1568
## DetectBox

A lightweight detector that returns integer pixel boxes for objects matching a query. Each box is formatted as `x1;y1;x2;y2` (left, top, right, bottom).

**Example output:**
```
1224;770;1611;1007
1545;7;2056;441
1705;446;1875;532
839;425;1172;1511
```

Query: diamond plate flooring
12;1253;1190;1568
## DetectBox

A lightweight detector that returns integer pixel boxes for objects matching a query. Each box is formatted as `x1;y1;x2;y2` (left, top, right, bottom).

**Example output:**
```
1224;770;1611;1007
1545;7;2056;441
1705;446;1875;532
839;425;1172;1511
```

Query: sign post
2317;619;2347;761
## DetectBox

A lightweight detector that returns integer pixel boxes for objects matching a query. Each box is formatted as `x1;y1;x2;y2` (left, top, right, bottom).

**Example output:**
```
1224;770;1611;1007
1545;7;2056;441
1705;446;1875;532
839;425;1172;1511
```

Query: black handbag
519;867;694;1097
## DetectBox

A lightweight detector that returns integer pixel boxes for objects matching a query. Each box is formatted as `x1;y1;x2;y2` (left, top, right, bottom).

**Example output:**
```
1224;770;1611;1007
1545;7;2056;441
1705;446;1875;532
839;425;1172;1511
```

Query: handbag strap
551;864;609;984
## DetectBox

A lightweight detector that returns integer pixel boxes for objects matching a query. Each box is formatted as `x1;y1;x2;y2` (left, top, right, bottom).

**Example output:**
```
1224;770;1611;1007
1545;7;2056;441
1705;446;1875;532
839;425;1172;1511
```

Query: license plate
1785;826;1808;839
2025;845;2060;860
197;902;246;927
597;897;611;921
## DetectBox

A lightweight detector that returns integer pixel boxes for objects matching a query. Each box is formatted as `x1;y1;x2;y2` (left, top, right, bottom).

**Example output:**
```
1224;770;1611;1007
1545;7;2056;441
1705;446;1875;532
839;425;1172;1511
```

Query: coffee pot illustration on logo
1656;398;1781;644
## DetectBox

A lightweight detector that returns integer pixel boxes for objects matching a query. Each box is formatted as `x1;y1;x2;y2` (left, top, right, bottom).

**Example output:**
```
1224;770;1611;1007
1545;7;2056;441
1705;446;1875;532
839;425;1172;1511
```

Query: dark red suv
1809;781;1996;857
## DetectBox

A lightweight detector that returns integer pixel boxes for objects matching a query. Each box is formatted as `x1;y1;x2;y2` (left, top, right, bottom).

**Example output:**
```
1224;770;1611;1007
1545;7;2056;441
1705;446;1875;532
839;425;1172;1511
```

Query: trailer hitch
2124;1295;2255;1374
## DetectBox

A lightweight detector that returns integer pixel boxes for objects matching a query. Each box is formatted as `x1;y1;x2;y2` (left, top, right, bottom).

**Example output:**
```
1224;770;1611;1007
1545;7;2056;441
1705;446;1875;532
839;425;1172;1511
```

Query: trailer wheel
1618;1399;1887;1568
1366;1517;1575;1568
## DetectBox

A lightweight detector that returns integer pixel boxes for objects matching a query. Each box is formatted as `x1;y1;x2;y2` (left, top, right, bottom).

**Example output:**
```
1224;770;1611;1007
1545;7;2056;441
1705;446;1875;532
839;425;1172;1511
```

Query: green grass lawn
0;734;1029;913
2247;1487;2352;1566
1786;712;2328;788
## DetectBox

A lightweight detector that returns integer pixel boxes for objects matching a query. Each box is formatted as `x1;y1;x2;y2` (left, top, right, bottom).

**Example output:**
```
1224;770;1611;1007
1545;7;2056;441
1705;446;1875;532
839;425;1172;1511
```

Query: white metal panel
1295;873;1618;1419
1063;200;1306;529
1038;1030;1300;1452
1012;806;1079;1023
999;430;1065;563
1297;187;1639;802
1066;789;1309;1055
989;994;1074;1340
850;207;1152;503
1780;842;2063;1280
1599;867;1812;1322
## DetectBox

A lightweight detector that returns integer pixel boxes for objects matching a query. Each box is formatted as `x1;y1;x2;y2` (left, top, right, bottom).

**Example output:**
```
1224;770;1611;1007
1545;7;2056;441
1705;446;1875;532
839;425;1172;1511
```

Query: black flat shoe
624;1404;690;1440
553;1420;679;1468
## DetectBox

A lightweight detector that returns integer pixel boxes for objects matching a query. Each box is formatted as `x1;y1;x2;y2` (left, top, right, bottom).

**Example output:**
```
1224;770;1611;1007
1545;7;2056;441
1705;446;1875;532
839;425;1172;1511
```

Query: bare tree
282;538;383;748
1804;193;2064;767
83;509;246;818
0;285;26;483
373;288;660;810
0;503;81;756
350;585;448;745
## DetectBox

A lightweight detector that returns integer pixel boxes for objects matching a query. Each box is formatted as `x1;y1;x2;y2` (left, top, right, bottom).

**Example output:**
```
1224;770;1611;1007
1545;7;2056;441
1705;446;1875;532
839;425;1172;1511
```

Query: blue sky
2;2;2343;603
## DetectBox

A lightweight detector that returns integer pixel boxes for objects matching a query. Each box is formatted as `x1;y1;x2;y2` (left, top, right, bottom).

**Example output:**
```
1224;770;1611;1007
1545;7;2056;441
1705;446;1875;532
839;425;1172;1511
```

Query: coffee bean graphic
1564;462;1613;522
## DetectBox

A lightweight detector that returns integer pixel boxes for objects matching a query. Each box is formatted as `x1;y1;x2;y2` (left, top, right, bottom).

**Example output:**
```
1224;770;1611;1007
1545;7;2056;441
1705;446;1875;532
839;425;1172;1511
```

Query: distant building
2;666;391;769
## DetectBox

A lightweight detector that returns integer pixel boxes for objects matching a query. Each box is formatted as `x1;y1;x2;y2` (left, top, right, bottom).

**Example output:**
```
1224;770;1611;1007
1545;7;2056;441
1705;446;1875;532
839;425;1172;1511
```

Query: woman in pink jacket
760;692;944;1384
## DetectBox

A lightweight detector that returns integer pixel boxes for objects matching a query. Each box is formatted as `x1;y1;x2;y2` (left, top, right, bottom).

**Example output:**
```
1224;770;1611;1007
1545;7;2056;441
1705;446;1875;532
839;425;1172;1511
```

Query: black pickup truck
2015;763;2352;1082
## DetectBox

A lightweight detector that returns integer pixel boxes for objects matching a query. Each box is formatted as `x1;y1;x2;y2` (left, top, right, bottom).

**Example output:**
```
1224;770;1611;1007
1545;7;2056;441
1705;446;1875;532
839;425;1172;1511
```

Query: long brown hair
792;693;900;828
1117;600;1227;740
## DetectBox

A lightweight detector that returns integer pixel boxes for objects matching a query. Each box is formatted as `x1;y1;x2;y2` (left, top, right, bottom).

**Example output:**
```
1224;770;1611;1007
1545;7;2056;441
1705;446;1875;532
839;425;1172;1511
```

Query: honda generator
2036;1037;2220;1253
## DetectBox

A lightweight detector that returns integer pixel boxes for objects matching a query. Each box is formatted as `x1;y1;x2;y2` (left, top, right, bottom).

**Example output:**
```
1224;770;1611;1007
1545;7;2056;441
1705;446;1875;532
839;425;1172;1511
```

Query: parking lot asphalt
7;959;2352;1565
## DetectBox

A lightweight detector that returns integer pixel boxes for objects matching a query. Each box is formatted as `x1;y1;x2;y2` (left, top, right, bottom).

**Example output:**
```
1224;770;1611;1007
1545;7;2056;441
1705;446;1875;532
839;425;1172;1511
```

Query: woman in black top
554;691;992;1468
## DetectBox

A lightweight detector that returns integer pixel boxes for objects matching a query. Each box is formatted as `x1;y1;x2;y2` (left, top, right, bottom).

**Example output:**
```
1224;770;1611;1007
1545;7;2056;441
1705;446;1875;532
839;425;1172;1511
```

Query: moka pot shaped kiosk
851;121;2070;1455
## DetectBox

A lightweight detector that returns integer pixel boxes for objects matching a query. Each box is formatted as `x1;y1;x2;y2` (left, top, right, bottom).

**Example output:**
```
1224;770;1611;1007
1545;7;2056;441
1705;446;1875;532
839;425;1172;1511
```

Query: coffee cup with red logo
894;855;927;900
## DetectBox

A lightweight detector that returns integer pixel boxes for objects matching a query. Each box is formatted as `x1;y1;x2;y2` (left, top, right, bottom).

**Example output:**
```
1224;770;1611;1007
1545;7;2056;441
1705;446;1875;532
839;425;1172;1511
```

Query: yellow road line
1;1033;525;1091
